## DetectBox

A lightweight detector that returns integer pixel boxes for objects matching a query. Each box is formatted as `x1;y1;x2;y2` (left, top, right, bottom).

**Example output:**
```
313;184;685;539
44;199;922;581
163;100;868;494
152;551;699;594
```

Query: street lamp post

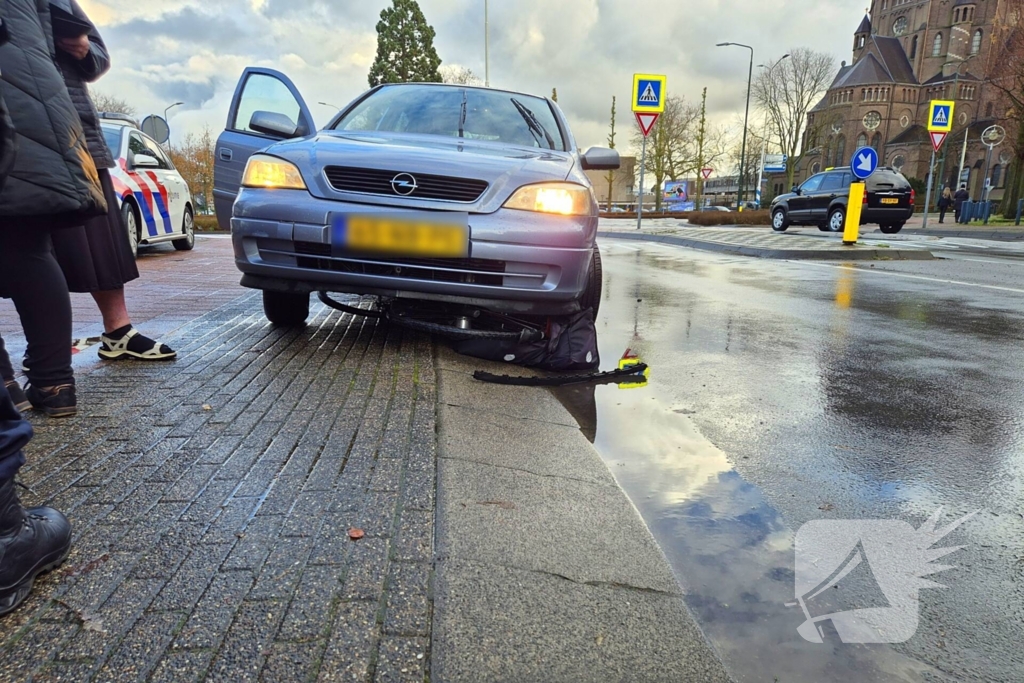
318;102;341;111
717;42;754;210
164;102;184;121
755;54;789;209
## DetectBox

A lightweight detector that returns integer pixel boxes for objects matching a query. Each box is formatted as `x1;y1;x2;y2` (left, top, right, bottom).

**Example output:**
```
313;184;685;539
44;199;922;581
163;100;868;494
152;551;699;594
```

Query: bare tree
91;91;137;117
690;88;729;209
728;121;770;205
753;48;837;188
605;96;616;211
987;0;1024;216
439;65;483;85
631;95;700;211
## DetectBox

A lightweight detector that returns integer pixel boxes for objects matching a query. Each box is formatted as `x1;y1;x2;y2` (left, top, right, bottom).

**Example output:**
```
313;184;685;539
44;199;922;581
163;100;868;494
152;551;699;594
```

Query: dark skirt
51;169;140;293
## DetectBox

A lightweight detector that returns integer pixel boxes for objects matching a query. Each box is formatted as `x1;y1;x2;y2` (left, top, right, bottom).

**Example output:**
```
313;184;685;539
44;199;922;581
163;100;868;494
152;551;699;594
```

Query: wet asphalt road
569;241;1024;683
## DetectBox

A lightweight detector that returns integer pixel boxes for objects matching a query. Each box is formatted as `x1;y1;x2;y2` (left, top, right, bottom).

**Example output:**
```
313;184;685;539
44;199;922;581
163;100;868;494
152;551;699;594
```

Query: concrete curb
430;346;733;683
598;230;936;261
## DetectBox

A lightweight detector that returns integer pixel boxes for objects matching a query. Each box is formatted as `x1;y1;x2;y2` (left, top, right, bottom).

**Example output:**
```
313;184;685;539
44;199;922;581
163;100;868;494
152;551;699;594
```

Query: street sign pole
923;148;937;231
755;144;766;209
637;135;647;230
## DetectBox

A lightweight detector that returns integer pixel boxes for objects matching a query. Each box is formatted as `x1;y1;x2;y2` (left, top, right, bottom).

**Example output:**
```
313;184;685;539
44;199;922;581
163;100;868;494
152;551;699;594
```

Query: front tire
827;207;846;233
771;208;788;232
122;200;140;258
263;291;309;327
173;208;195;251
879;223;904;234
578;246;603;315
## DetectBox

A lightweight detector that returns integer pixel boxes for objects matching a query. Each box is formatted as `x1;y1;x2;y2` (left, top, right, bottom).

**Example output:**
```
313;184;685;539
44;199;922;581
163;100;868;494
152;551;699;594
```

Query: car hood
263;131;578;213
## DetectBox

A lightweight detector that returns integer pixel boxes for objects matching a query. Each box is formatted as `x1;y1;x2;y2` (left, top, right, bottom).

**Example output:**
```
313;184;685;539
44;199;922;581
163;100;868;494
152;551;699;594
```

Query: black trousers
0;382;29;483
938;207;948;223
0;228;74;388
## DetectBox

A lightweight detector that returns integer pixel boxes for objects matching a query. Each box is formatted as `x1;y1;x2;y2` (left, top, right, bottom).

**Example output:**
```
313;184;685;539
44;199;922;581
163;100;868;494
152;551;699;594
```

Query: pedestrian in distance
0;0;81;616
938;186;953;224
954;184;970;223
1;0;108;418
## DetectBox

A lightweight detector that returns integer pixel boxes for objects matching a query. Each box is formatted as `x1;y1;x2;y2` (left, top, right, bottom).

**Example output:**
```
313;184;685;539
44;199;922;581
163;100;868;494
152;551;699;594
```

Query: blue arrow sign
850;146;878;180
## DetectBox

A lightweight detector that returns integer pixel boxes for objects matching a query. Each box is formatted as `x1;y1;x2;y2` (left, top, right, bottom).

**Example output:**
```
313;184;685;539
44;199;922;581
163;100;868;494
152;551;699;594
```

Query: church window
834;136;846;167
955;9;960;23
910;35;918;59
972;30;982;55
857;133;868;149
986;102;994;118
933;33;943;57
871;133;882;152
893;17;908;36
864;111;882;130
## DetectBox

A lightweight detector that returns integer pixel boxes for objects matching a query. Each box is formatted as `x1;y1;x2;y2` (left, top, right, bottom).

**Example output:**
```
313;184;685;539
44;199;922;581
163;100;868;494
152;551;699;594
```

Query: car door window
142;137;171;170
231;73;303;135
128;133;149;167
800;174;825;193
819;173;845;192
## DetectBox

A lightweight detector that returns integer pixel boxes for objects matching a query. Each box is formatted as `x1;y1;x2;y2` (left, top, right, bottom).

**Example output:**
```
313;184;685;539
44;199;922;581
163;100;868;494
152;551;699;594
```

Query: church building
795;0;1010;201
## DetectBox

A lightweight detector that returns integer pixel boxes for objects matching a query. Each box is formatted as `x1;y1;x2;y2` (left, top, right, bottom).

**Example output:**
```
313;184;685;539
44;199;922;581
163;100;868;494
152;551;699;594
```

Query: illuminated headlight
241;154;307;190
503;183;593;216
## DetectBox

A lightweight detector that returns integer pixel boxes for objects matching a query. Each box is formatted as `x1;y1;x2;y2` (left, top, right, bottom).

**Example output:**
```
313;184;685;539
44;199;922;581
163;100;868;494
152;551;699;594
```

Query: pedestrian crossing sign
928;100;955;133
633;74;667;113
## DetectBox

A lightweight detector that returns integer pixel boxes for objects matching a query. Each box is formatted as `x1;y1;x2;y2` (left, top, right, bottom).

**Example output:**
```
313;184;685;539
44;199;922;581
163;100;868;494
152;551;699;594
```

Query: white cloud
78;0;865;154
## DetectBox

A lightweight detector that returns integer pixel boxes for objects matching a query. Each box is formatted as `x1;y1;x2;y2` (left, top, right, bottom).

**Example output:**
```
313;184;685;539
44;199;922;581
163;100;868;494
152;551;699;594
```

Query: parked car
769;166;915;234
213;68;619;327
100;118;195;255
705;206;732;212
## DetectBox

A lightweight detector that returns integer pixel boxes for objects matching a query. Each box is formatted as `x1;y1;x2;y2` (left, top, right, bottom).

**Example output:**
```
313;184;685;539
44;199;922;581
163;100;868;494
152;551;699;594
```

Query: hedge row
685;210;771;226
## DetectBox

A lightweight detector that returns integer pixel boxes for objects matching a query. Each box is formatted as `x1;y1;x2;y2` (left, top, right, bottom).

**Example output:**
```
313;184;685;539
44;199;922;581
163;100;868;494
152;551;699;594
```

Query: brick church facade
795;0;1010;201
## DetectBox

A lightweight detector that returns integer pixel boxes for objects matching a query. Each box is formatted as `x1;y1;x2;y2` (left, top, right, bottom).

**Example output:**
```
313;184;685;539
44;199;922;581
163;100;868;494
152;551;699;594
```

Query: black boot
0;479;72;616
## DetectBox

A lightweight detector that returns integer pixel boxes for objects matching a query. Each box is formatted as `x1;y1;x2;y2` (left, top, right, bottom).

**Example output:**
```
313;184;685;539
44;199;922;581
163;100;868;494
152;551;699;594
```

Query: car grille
322;166;489;203
291;241;507;286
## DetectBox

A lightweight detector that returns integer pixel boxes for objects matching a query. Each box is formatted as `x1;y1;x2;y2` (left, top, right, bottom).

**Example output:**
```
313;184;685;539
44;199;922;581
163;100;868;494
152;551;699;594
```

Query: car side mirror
249;111;299;139
580;146;620;171
792;186;801;195
132;154;160;169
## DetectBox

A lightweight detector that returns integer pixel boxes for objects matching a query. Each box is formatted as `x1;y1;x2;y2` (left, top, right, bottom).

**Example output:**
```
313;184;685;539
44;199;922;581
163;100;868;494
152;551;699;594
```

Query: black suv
770;166;915;234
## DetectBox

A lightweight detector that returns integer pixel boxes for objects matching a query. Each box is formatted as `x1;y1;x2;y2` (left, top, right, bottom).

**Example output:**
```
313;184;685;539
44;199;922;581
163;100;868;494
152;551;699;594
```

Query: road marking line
794;261;1024;294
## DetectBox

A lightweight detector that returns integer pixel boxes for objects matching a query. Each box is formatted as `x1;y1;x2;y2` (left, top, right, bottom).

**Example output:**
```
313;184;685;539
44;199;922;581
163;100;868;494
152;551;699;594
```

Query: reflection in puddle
553;245;943;682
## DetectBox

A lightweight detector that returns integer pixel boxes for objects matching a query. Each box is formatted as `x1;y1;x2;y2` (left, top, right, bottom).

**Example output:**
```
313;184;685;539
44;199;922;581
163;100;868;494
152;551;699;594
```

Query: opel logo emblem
391;173;418;196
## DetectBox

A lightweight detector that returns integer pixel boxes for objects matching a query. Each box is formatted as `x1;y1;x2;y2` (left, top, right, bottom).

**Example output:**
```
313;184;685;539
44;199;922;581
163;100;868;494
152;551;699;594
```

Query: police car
100;114;195;256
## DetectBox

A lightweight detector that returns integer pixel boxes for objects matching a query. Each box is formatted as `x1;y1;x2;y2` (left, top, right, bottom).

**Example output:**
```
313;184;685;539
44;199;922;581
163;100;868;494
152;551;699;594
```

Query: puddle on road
553;382;938;683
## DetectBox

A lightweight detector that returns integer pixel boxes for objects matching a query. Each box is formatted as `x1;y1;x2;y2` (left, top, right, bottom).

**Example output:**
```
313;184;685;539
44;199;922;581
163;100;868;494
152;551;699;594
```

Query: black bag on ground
454;309;600;372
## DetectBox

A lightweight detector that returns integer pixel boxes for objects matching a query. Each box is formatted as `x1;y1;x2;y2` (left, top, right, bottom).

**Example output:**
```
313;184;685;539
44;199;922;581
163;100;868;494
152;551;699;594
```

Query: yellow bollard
843;182;865;245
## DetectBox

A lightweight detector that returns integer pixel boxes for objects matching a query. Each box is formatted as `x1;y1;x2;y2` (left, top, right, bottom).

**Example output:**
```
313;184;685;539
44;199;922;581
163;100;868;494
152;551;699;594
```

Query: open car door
213;67;316;230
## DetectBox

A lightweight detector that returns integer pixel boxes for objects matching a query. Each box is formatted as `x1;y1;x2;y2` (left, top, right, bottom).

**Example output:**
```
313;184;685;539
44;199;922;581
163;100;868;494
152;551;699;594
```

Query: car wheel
578;246;603;315
263;291;309;327
173;208;196;251
771;208;788;232
879;223;904;234
827;207;846;233
122;200;140;258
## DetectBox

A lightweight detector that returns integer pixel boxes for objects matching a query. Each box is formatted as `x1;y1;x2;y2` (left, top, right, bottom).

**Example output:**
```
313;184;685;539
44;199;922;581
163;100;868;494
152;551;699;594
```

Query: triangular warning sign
639;82;658;104
635;112;659;137
701;168;714;180
930;131;948;152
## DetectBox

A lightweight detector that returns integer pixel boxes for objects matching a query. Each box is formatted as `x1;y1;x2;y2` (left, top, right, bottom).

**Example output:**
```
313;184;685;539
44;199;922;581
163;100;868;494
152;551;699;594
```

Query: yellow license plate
880;198;900;205
332;213;469;257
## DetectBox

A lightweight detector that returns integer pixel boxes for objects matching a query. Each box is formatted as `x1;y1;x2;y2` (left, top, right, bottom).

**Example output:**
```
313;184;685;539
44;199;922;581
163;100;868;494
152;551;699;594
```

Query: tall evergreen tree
368;0;443;87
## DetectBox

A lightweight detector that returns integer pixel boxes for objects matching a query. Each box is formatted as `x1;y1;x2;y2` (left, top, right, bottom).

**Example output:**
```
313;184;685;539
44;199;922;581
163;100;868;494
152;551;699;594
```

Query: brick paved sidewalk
0;242;438;682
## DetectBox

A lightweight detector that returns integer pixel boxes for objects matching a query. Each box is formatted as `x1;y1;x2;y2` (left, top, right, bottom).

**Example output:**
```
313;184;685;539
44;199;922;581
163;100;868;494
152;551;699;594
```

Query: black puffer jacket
0;0;105;224
51;0;112;170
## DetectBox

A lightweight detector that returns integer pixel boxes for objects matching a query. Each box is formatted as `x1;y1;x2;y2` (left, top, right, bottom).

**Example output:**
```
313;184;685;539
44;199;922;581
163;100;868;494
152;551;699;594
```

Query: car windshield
101;126;122;155
332;85;565;151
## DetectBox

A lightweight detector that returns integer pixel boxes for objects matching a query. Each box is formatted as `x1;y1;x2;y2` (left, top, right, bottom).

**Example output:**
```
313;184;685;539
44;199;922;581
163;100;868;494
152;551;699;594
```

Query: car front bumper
231;189;597;315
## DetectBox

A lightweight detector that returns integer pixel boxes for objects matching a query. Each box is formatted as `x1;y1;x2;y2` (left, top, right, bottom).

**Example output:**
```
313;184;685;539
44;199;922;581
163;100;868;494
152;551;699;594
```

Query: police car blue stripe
135;191;158;237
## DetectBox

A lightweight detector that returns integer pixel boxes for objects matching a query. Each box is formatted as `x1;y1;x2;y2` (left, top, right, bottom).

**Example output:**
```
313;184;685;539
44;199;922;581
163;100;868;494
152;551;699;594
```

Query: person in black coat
0;3;76;617
937;186;953;223
954;184;970;223
0;0;105;418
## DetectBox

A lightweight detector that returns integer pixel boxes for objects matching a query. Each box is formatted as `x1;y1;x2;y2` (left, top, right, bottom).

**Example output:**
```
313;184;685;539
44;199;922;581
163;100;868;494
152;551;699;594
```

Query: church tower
853;14;872;62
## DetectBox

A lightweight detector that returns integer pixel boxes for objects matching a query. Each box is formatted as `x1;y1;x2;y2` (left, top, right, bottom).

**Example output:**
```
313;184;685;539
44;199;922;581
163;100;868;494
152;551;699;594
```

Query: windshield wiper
510;98;555;150
459;90;467;139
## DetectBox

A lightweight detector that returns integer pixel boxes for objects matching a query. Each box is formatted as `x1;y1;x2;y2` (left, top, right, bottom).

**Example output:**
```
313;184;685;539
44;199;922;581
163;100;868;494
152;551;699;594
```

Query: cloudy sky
79;0;865;154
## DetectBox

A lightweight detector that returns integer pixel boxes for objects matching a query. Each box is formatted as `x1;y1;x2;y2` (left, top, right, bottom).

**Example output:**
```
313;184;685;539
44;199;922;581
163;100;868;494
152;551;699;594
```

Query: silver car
214;68;619;327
